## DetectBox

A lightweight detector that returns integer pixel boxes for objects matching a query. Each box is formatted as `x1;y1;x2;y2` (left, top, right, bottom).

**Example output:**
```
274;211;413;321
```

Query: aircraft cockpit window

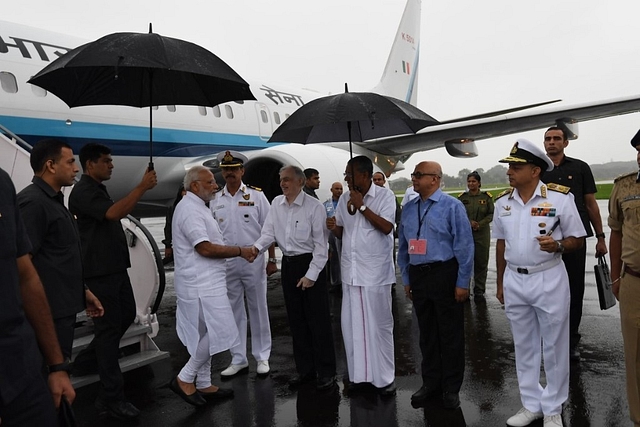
285;113;291;119
234;100;244;105
167;105;176;112
0;72;18;94
213;105;221;118
260;110;268;123
198;106;207;116
30;83;47;97
225;105;234;119
274;112;281;125
152;106;159;111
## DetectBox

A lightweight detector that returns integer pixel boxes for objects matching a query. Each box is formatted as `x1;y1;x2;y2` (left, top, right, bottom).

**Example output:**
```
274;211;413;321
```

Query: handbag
58;395;77;427
594;256;616;310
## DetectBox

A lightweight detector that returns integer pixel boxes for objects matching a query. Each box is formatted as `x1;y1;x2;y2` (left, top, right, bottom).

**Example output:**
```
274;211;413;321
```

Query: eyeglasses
411;172;439;179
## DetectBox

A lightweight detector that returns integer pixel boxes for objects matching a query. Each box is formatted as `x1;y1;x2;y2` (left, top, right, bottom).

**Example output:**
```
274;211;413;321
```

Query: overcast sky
5;0;640;179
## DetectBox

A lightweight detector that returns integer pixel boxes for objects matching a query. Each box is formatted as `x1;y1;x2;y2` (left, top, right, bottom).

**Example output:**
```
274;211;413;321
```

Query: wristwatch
268;258;277;264
359;205;367;213
556;240;565;254
48;359;71;374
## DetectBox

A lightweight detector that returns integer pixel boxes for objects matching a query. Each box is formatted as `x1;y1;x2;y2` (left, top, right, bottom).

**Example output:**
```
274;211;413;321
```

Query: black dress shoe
95;399;141;420
316;376;336;391
443;392;460;409
169;377;207;407
411;385;442;401
377;381;397;397
289;372;316;388
197;387;234;400
343;380;368;395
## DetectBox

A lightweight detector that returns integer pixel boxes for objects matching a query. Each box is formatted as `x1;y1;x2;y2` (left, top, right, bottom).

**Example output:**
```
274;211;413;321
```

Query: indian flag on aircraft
402;60;410;75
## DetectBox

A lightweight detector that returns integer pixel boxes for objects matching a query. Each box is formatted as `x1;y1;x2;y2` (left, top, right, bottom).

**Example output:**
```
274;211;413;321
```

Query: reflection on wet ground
73;202;630;426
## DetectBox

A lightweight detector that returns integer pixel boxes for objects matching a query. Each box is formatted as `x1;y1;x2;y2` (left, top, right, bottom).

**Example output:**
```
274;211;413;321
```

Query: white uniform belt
507;256;561;275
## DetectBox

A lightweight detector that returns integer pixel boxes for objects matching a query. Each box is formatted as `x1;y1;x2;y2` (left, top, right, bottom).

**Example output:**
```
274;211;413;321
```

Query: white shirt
210;183;270;246
172;191;227;297
492;182;586;267
336;183;396;287
401;186;418;207
254;190;328;281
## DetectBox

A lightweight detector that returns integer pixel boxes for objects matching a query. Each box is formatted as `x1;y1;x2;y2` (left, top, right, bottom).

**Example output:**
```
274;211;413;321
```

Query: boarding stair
0;124;169;388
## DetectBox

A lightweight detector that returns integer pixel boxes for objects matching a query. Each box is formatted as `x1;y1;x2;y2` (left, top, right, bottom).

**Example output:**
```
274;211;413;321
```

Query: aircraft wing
361;94;640;156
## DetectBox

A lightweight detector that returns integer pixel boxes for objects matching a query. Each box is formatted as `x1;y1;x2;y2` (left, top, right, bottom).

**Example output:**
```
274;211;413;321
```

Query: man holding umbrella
70;143;156;420
326;155;397;396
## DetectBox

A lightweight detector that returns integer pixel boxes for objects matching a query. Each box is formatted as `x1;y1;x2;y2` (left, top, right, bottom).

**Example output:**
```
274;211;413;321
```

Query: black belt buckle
517;267;529;274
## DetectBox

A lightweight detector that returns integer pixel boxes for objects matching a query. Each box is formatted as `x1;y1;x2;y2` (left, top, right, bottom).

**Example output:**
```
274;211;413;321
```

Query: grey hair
279;165;305;182
184;165;210;189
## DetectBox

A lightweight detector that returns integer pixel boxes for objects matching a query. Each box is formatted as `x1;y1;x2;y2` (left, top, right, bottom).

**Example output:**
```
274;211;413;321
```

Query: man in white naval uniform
211;151;276;377
493;139;586;427
169;166;255;407
326;155;397;397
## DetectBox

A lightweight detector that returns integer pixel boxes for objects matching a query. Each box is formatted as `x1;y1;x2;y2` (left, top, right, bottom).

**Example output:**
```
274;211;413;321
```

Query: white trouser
226;256;272;364
504;262;570;416
178;312;213;389
341;283;395;388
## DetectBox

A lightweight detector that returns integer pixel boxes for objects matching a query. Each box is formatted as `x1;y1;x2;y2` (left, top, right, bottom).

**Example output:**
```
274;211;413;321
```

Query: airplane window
234;100;245;105
198;106;207;116
167;105;176;112
285;113;290;119
213;105;221;118
225;105;234;119
31;84;47;97
274;112;281;124
0;72;18;94
260;110;268;123
152;106;159;111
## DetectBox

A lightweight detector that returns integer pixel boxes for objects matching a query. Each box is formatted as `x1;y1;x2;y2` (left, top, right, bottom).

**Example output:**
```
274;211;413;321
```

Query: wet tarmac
72;201;632;427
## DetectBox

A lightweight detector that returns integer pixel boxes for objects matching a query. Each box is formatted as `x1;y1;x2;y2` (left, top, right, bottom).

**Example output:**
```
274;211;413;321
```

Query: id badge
408;239;427;255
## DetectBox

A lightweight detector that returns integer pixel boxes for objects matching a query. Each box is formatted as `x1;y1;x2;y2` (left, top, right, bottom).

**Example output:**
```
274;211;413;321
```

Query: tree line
389;160;637;192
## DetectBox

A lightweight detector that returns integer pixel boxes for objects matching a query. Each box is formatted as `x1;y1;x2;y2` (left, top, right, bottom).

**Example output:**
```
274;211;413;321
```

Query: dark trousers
409;258;465;393
0;373;57;427
281;254;336;378
563;244;587;349
54;314;77;360
74;271;136;402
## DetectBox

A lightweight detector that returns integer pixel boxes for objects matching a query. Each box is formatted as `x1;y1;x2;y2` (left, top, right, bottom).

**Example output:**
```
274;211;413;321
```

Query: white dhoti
341;283;395;388
225;256;271;365
504;262;570;416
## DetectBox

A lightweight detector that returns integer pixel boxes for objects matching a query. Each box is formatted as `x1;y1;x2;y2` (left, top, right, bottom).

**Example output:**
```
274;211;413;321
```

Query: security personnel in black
458;171;494;298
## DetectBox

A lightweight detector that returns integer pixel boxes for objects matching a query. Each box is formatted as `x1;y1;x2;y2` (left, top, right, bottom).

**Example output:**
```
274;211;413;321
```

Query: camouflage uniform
458;190;494;295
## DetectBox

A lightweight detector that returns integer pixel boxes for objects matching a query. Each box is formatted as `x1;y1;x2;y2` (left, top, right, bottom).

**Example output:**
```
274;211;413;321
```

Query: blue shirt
397;188;474;289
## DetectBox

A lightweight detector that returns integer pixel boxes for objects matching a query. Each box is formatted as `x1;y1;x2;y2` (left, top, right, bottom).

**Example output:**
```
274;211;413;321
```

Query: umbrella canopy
28;27;256;167
268;89;438;156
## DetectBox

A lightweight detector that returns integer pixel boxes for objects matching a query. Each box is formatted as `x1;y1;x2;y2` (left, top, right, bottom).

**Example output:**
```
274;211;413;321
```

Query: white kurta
493;183;586;416
172;192;239;356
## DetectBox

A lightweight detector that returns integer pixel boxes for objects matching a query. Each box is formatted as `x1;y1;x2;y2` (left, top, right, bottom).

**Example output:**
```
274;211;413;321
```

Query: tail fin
372;0;421;106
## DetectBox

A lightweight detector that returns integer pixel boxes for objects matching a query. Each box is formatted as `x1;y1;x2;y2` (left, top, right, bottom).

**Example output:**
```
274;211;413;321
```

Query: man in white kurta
210;151;275;377
170;166;253;405
493;139;586;427
327;156;397;395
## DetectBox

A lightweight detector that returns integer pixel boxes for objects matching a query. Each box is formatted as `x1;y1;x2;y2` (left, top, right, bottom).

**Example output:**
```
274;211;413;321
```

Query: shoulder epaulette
546;183;571;194
457;192;465;198
246;184;262;191
495;188;513;200
614;171;636;183
484;191;493;198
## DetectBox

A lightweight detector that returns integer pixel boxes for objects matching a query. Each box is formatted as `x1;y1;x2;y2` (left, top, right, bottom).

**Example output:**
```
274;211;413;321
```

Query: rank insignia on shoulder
457;192;465;198
614;171;637;183
546;183;570;194
495;188;513;200
485;191;493;198
247;184;262;192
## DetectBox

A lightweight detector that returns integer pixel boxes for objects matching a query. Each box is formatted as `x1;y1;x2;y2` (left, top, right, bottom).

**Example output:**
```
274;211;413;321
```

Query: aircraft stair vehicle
0;125;169;388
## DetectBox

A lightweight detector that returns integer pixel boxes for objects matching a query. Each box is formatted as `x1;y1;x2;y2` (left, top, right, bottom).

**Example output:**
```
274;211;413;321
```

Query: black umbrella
28;24;256;169
268;84;438;157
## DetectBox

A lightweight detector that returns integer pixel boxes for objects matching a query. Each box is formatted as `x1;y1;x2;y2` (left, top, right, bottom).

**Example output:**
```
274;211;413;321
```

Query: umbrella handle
148;161;154;171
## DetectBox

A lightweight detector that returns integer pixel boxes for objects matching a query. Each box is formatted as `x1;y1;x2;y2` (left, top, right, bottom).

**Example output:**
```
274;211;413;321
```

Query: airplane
3;0;640;216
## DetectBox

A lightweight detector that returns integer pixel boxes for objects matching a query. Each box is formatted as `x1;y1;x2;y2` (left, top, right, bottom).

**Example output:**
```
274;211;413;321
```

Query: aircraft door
255;103;274;141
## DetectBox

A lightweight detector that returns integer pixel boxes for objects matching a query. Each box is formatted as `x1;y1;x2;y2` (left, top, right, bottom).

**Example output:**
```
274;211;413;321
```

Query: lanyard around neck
417;199;434;238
